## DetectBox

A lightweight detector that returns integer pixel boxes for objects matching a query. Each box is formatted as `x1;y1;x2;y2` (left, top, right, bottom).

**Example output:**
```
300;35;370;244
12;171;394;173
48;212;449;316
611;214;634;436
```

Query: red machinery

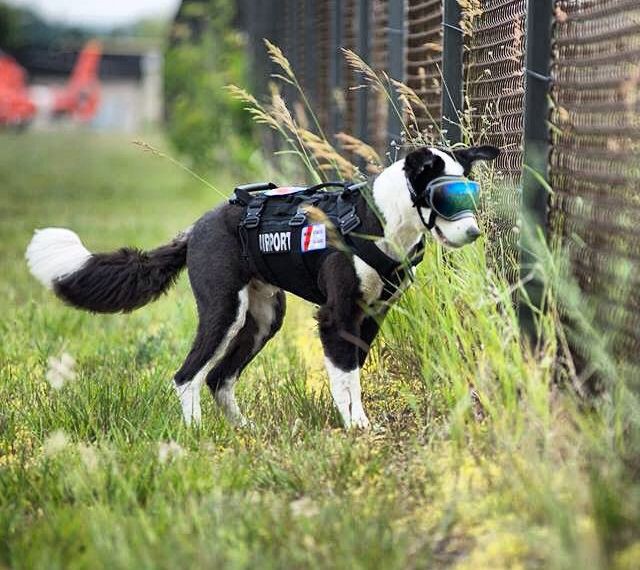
0;51;37;128
0;41;102;128
51;40;102;121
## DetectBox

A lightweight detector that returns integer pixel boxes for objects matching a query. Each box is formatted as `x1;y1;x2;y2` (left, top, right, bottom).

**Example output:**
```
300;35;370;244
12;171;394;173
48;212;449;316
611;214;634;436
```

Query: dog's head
403;146;500;248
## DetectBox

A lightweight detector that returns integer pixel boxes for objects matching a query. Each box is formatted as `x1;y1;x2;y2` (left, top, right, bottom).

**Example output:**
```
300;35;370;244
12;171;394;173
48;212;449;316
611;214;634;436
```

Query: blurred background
0;0;263;171
0;0;176;132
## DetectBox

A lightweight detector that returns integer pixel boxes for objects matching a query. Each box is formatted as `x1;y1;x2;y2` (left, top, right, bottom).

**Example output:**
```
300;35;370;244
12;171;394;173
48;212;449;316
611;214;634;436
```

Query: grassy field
1;132;639;569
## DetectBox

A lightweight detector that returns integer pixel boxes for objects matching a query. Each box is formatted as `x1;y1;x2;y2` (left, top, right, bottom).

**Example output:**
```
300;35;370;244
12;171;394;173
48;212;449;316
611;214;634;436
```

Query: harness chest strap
335;189;425;299
345;233;425;300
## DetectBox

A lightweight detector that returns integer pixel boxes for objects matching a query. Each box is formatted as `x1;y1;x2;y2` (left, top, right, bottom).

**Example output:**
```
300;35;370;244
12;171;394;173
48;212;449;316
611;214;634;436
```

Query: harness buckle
339;207;360;234
243;203;265;229
288;209;307;227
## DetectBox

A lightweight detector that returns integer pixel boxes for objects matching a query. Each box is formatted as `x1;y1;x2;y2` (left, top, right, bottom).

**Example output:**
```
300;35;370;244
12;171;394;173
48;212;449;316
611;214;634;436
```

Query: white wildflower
46;352;76;390
44;429;69;456
45;369;65;390
158;440;185;464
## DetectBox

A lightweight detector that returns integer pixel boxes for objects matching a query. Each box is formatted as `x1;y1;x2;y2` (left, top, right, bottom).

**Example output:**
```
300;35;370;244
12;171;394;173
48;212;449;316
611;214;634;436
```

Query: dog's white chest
354;256;385;304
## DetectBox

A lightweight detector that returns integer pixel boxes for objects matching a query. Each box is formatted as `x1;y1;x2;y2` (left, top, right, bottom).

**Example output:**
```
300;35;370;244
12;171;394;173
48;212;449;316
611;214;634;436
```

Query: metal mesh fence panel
465;0;526;177
315;1;332;135
550;0;640;382
292;0;306;95
241;1;271;93
341;0;359;150
369;0;389;156
270;0;287;68
239;0;284;152
282;0;299;105
406;0;443;141
464;0;527;282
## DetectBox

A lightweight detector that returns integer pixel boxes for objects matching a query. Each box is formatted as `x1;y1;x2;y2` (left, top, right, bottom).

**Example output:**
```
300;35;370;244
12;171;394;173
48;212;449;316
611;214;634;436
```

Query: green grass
1;132;639;569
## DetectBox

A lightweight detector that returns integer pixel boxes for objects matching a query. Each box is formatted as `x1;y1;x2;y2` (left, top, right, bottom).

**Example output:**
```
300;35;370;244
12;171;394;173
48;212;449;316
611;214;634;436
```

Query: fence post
519;0;554;341
304;0;315;106
356;0;371;146
441;0;463;144
282;0;296;104
387;0;405;144
329;0;343;136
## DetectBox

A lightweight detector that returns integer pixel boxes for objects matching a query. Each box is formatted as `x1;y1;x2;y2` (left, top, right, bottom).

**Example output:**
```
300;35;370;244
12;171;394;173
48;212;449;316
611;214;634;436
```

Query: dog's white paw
349;410;371;430
175;380;202;427
235;415;255;430
189;410;202;427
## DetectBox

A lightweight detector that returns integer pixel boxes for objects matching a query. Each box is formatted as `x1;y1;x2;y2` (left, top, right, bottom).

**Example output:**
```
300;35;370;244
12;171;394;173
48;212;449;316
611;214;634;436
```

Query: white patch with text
259;231;291;253
301;224;326;252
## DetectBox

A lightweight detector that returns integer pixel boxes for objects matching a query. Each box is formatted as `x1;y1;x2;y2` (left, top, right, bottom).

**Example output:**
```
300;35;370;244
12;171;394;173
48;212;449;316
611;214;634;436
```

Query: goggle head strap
405;174;439;231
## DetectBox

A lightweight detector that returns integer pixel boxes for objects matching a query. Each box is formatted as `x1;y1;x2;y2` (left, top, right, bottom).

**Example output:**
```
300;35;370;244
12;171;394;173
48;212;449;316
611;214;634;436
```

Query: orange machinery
51;40;102;121
0;41;102;127
0;51;37;127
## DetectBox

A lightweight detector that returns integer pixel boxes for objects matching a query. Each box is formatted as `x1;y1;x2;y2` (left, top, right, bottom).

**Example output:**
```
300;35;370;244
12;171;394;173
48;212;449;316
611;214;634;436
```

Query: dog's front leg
318;253;370;430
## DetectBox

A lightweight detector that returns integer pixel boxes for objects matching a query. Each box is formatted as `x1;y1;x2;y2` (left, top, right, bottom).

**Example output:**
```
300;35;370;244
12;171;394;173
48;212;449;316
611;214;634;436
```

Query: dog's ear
453;145;500;166
403;147;445;194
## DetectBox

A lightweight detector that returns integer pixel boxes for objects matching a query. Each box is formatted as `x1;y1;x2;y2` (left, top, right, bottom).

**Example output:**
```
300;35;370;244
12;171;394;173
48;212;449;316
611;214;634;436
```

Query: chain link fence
406;0;442;138
464;0;526;282
231;0;640;379
550;0;640;382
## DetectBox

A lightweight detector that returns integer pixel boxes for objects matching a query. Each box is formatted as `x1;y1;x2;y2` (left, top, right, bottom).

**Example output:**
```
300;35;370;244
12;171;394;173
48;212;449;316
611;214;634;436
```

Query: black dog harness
230;181;425;305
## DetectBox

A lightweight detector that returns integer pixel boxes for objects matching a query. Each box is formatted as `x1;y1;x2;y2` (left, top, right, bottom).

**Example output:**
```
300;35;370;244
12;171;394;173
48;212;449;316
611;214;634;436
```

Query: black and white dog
26;146;499;429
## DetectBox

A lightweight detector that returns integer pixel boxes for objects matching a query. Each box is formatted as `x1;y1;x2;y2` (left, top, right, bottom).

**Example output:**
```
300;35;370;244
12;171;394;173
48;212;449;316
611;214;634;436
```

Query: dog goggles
426;176;481;221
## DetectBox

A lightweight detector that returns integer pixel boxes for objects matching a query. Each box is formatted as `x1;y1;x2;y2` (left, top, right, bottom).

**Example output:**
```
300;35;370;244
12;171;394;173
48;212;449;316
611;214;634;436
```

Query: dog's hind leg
175;363;207;427
317;253;369;429
206;281;286;426
172;209;256;426
174;284;250;426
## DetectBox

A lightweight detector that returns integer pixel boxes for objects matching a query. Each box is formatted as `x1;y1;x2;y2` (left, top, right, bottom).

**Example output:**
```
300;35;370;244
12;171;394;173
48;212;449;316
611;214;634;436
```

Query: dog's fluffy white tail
26;228;92;290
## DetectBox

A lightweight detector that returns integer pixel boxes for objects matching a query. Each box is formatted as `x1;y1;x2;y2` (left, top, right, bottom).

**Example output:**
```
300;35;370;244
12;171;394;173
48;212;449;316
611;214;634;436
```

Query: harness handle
234;181;366;205
234;181;278;193
232;182;278;206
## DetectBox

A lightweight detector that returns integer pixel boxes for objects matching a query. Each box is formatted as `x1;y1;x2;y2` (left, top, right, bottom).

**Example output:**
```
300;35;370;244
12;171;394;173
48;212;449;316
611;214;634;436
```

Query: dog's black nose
466;226;481;242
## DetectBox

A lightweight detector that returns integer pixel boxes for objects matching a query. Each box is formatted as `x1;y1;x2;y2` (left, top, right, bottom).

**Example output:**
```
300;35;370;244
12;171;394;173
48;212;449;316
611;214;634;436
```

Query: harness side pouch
245;193;330;304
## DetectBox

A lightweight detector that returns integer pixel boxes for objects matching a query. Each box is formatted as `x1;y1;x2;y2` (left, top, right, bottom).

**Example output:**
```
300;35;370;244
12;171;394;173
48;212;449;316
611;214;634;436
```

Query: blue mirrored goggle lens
430;180;480;220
